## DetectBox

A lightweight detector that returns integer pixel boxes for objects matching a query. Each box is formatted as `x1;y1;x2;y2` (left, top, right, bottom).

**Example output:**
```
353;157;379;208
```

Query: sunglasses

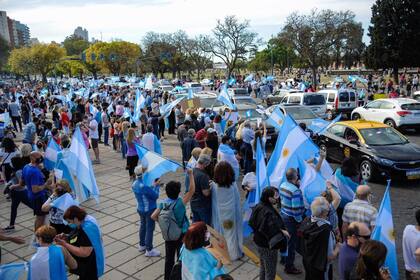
356;234;371;239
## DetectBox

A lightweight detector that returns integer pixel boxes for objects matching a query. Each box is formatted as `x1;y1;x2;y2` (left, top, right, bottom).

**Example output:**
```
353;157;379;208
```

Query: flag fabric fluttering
217;84;236;110
371;180;399;280
244;74;254;82
308;114;342;135
297;156;327;208
62;127;100;203
133;89;145;122
0;263;27;280
187;88;194;99
44;139;62;171
135;144;181;186
160;97;185;119
50;193;79;212
266;114;319;188
266;106;285;131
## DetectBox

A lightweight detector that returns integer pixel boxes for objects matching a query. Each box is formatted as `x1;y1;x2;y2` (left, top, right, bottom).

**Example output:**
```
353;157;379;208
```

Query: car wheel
352;113;361;120
384;119;396;128
360;160;376;182
326;110;333;120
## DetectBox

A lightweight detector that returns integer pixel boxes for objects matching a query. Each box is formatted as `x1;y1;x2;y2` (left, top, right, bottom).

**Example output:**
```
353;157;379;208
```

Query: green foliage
63;34;90;56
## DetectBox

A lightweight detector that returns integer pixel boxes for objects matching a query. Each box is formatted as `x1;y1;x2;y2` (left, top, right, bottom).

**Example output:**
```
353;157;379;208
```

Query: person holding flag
55;206;105;280
29;225;77;280
249;187;289;280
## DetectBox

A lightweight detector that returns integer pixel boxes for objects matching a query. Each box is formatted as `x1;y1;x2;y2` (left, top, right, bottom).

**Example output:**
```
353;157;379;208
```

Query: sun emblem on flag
282;148;289;158
278;119;283;125
388;228;396;241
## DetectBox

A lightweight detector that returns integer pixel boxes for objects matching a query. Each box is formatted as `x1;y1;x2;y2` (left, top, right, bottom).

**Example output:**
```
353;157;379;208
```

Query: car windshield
234;89;249;95
401;103;420;110
283;107;317;119
359;127;408;146
200;98;223;108
234;98;257;106
303;94;325;105
190;83;201;88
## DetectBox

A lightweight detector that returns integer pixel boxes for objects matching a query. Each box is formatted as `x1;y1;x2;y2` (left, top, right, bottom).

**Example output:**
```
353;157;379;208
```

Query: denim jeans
103;127;109;145
121;140;127;159
138;210;156;251
281;214;300;270
191;207;211;225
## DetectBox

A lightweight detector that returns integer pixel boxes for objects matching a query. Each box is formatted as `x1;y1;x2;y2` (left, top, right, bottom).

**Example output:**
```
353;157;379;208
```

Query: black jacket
181;136;199;162
249;203;287;251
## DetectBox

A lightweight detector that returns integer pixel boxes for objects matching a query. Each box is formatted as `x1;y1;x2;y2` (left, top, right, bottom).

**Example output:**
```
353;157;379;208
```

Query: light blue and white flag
0;113;11;127
135;144;181;186
44;139;61;171
82;217;105;277
153;135;162;155
266;115;319;188
160;97;185;118
187;87;194;99
244;74;254;82
266;76;274;82
372;180;399;280
299;82;307;92
330;167;357;206
217;84;236;110
28;245;67;280
51;193;79;212
133;89;145;122
297;156;327;208
249;139;270;206
217;144;239;180
145;76;154;90
56;154;80;201
308;114;341;135
228;77;236;86
62;127;100;203
0;263;27;280
266;106;285;131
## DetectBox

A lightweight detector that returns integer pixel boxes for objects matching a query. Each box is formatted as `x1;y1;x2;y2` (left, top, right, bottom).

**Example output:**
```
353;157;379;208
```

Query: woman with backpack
151;168;195;280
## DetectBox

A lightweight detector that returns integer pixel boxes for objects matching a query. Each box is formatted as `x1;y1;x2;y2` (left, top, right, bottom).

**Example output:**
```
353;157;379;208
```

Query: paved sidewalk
0;134;262;280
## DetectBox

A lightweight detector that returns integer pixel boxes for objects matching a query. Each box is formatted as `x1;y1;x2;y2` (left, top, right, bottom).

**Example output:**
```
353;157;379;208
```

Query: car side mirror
349;139;360;146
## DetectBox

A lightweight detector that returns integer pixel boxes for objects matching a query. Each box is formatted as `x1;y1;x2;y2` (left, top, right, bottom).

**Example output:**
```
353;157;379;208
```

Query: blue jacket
132;177;159;213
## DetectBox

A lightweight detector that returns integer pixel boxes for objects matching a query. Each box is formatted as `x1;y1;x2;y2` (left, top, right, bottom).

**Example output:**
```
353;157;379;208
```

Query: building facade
0;11;10;43
74;26;88;41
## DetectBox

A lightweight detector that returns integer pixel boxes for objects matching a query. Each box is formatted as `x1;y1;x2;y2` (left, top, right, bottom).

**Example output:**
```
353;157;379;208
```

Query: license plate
406;169;420;179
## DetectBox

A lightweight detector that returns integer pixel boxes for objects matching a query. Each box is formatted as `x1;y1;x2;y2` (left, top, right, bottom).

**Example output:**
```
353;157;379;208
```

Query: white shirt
0;150;19;165
142;132;155;151
403;225;420;272
89;119;99;139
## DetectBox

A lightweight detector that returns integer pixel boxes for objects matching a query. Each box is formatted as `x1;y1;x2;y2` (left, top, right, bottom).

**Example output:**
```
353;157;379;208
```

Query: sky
1;0;375;45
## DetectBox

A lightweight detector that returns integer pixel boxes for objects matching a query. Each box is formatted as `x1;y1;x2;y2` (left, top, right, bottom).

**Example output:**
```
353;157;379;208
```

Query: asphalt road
244;128;420;280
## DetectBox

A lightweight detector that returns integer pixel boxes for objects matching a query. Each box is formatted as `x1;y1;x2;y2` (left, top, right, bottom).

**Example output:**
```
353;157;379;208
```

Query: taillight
334;97;338;109
396;111;412;116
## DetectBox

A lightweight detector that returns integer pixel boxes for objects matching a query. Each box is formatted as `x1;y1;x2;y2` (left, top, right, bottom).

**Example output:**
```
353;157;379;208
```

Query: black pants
126;155;139;176
164;236;183;280
11;116;22;132
10;189;32;226
98;122;103;142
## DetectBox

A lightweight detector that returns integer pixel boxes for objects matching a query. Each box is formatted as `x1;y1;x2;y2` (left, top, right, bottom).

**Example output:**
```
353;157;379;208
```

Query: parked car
200;79;214;87
317;120;420;181
228;88;249;96
280;92;327;118
318;88;358;119
267;104;321;128
266;89;303;106
185;82;203;93
351;98;420;131
413;91;420;101
158;85;174;93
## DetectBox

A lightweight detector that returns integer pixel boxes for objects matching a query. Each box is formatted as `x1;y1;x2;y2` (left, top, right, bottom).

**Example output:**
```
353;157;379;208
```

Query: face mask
68;223;77;230
205;231;211;242
33;242;41;248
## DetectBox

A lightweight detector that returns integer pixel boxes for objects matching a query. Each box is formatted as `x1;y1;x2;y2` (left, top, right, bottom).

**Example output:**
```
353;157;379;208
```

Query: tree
0;36;10;71
8;47;34;80
201;15;259;78
182;36;212;80
63;34;90;56
279;9;360;86
366;0;420;83
84;42;107;78
56;57;87;79
30;43;66;82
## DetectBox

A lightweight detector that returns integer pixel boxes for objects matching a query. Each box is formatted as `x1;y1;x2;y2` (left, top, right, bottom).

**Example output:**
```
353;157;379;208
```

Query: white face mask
205;231;211;242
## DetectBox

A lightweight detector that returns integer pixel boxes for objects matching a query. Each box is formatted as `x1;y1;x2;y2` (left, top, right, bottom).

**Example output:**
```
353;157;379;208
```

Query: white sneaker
138;245;146;252
145;248;160;257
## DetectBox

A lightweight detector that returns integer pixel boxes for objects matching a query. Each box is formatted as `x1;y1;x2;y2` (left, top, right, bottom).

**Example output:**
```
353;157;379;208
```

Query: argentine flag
266;106;285;131
217;84;236;110
372;180;399;280
266;115;319;188
244;74;254;82
55;152;79;201
160;97;185;119
28;245;67;280
187;88;194;99
135;144;181;186
82;216;105;277
228;77;236;86
133;89;145;122
63;127;100;203
297;156;327;208
44;139;61;171
0;263;27;280
51;193;79;212
308;114;342;135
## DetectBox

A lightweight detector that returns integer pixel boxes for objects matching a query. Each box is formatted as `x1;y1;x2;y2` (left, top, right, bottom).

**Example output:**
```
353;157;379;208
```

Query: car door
362;100;383;122
323;124;347;162
377;100;396;123
342;127;364;163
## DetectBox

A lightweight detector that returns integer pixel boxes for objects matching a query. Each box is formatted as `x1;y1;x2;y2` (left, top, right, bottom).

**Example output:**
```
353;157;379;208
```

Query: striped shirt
279;182;305;222
342;199;377;228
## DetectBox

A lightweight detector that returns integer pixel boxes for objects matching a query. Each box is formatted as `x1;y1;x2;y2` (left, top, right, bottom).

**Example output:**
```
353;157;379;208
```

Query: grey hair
311;197;330;218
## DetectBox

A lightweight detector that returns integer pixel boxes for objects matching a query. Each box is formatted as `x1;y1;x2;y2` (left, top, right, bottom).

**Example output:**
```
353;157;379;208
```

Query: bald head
349;222;371;237
356;185;371;200
30;151;43;164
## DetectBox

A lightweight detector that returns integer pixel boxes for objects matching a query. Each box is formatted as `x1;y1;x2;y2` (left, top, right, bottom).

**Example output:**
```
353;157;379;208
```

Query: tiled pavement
0;134;262;280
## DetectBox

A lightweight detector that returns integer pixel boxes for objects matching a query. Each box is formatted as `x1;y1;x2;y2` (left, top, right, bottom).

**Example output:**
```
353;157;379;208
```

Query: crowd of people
0;78;419;280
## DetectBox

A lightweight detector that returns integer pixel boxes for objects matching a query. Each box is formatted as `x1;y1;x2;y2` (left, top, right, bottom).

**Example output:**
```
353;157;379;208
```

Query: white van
318;89;358;119
185;82;203;94
280;92;327;118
